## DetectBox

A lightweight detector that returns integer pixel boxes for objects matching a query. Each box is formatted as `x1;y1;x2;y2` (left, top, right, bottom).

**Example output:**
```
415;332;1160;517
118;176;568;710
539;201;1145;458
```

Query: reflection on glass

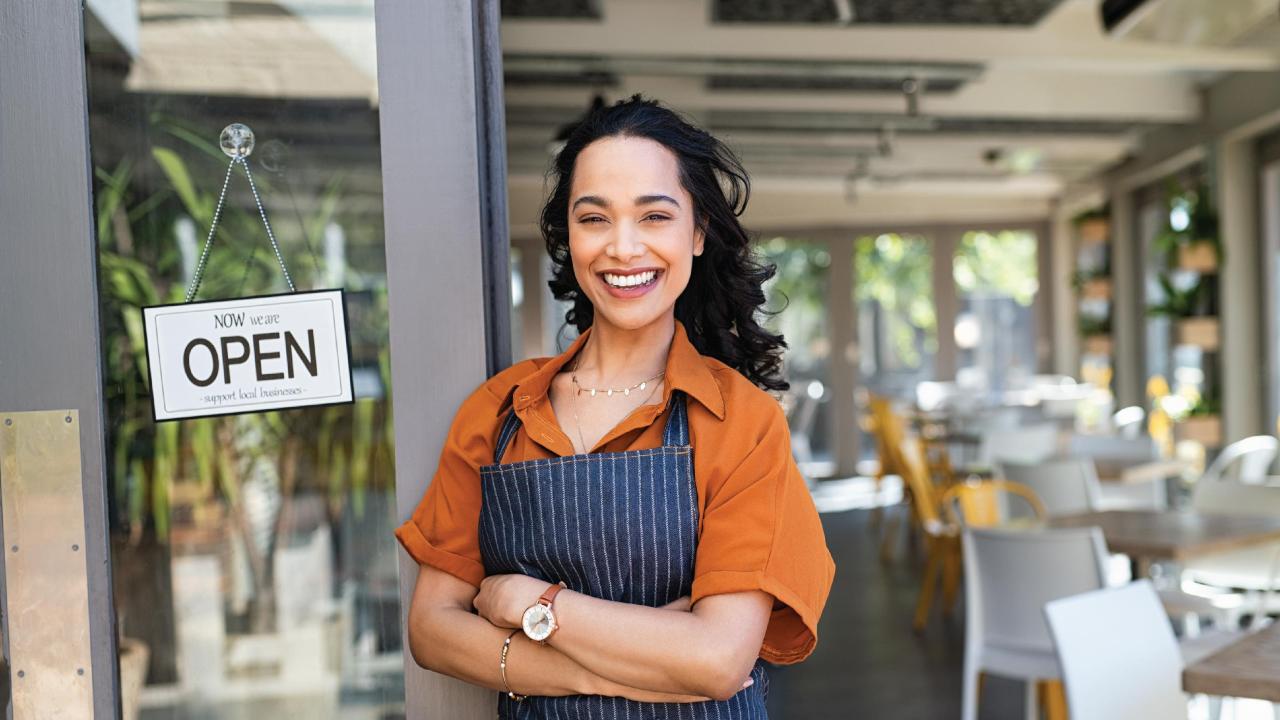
953;230;1039;394
758;237;833;475
511;244;525;359
85;2;403;717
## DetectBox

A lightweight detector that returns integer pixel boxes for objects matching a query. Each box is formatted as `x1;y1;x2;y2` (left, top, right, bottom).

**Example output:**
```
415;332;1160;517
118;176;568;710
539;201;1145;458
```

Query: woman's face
567;135;704;333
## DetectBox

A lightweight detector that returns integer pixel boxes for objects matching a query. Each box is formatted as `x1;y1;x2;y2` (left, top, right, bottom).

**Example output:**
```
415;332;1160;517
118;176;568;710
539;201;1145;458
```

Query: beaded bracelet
500;629;527;702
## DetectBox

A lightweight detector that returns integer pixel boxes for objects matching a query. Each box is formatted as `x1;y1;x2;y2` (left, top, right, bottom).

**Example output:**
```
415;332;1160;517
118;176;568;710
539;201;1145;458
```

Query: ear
693;227;706;257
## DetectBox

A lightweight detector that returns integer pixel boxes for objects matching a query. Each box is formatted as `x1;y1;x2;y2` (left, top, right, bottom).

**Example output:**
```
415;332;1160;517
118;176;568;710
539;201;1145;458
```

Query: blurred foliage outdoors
954;230;1039;306
854;233;935;368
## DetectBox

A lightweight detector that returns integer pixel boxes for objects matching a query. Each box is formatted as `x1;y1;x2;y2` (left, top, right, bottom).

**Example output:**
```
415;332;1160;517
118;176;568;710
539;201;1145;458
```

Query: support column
826;235;860;477
931;227;960;381
377;1;508;718
1110;190;1142;407
1049;207;1080;377
1217;138;1265;441
1;3;120;716
518;237;546;362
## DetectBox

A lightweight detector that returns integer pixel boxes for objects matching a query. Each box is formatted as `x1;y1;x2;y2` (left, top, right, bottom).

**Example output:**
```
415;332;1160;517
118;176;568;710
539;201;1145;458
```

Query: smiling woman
397;96;835;719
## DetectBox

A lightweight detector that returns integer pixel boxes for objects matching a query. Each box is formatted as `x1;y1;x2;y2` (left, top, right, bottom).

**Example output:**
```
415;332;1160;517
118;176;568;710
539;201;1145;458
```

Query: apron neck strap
492;389;690;464
660;390;689;447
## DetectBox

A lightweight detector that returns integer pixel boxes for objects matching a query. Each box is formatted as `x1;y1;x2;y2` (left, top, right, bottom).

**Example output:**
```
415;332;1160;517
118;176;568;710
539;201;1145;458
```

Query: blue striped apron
479;390;769;719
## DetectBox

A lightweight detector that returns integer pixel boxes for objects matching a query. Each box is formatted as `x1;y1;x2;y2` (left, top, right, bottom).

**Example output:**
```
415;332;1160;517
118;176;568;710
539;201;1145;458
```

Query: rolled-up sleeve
394;384;500;589
690;399;836;665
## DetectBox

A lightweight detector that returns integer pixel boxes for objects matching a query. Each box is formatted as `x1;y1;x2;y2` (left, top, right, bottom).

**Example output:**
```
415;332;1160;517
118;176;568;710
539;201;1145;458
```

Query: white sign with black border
143;289;354;421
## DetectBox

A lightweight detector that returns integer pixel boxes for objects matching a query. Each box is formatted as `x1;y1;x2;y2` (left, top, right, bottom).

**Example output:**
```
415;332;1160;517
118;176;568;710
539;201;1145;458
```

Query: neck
575;315;676;385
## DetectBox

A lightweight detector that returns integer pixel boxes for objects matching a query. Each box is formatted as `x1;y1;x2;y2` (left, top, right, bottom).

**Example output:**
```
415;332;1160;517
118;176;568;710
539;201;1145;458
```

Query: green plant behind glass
95;117;395;631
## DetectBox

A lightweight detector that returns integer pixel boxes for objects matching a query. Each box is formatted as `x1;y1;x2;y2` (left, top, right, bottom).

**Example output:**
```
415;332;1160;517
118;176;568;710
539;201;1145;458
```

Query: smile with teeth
602;270;659;288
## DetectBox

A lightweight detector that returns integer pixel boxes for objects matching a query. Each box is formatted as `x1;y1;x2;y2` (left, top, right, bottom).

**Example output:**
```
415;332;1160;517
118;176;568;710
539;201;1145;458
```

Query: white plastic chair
978;423;1059;469
1201;435;1279;485
1067;433;1166;510
961;526;1109;720
1180;480;1280;619
1067;433;1158;462
998;458;1101;519
1111;405;1146;439
1043;580;1188;720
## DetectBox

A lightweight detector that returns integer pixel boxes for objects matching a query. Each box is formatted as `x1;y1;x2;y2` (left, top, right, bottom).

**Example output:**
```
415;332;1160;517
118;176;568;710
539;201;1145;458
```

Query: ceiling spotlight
902;76;921;116
877;125;895;157
832;0;856;24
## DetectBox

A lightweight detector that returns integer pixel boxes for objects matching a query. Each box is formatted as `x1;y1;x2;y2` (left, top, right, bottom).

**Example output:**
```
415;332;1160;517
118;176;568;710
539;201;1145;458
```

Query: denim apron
479;390;769;719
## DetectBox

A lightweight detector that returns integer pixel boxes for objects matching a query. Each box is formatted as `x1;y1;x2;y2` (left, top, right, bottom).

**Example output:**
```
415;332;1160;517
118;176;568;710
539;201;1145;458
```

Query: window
759;236;833;473
86;5;404;716
952;229;1040;393
854;233;937;398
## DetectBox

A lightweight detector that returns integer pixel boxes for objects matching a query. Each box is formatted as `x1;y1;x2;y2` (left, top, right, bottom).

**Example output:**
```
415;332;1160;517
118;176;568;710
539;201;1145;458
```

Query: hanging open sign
143;290;354;421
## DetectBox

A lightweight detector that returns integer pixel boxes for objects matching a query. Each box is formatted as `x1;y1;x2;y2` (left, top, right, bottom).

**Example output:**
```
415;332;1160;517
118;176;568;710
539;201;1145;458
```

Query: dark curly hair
540;95;789;393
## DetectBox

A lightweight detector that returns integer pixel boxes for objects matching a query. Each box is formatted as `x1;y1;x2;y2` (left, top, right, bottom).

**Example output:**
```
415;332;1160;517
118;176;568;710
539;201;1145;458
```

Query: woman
396;96;835;718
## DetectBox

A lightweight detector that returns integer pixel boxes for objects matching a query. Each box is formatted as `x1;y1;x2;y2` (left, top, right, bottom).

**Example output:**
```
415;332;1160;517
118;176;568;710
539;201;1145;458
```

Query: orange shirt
395;320;836;664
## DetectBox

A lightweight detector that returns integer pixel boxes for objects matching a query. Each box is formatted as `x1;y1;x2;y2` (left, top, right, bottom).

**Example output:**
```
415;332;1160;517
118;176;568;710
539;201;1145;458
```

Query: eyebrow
571;194;681;211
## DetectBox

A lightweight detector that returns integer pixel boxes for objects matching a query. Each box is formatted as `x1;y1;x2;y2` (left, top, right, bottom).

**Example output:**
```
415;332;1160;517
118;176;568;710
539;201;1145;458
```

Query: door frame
2;1;511;718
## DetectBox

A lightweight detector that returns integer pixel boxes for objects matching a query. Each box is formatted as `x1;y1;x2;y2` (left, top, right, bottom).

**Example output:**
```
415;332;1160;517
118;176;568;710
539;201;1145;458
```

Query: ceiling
90;0;1280;230
499;0;1280;230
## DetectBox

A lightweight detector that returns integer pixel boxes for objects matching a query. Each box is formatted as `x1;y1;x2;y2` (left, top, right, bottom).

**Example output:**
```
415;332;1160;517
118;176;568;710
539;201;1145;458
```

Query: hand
474;573;553;629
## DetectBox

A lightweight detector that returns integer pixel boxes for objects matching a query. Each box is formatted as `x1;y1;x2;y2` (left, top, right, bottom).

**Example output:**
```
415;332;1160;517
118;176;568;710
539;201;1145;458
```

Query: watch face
522;604;555;641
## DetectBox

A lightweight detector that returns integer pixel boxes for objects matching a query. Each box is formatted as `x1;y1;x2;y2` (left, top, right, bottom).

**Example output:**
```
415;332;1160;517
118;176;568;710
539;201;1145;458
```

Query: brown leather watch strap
538;581;568;607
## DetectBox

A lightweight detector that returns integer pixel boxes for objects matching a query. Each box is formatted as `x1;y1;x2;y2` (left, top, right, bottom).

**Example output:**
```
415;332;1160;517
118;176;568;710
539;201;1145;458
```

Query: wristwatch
522;581;568;644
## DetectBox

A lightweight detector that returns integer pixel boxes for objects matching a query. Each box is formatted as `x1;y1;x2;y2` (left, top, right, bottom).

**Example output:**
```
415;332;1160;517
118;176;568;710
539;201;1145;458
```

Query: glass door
84;4;404;717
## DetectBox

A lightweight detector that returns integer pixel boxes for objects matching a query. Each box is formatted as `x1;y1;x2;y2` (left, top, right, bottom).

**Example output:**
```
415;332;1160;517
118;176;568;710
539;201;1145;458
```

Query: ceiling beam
501;0;1279;73
503;64;1201;122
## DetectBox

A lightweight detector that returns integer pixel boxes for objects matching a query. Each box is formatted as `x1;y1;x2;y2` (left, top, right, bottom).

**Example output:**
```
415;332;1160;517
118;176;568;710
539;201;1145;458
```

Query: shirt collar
497;319;727;421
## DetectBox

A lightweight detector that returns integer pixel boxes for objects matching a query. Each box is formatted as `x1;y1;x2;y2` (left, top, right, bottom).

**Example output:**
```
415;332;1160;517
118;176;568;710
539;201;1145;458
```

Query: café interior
503;1;1280;718
63;0;1280;718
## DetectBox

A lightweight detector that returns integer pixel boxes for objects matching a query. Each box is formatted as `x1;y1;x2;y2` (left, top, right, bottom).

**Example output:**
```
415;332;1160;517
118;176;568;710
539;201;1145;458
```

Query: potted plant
1079;314;1112;356
1071;268;1111;300
1155;184;1221;273
1177;393;1222;447
1074;207;1110;244
1147;274;1219;350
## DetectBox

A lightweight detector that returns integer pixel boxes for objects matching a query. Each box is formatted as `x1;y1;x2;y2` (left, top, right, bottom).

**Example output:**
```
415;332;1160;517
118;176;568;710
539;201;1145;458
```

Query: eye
643;213;671;222
577;215;606;224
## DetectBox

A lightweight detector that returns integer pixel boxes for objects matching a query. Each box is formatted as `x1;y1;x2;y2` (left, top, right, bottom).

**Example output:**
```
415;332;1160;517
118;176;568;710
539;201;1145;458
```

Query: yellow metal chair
909;474;1048;633
870;395;934;565
940;478;1047;529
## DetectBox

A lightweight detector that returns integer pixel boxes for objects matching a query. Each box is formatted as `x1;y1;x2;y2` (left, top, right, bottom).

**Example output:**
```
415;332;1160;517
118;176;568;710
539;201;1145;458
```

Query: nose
606;223;644;263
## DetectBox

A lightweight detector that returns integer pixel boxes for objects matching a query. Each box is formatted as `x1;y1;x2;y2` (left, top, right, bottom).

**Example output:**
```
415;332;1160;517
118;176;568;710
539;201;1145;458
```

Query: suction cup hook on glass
220;123;255;159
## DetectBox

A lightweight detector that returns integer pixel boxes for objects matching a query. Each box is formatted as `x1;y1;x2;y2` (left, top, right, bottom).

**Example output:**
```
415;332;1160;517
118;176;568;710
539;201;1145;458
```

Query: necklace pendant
624;388;630;396
590;389;596;397
639;381;646;391
607;389;613;397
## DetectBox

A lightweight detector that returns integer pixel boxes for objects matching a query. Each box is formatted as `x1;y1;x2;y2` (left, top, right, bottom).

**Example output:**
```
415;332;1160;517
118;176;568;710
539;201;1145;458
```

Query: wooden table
1183;623;1280;702
1092;458;1190;485
1049;510;1280;562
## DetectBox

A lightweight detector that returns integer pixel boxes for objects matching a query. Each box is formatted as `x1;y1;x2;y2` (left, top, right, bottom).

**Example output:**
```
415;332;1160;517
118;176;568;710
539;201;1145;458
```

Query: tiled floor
765;496;1022;719
766;482;1279;720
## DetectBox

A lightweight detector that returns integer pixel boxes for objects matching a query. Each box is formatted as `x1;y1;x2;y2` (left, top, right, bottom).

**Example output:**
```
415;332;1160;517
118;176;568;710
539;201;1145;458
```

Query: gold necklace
567;351;664;455
571;371;665;398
